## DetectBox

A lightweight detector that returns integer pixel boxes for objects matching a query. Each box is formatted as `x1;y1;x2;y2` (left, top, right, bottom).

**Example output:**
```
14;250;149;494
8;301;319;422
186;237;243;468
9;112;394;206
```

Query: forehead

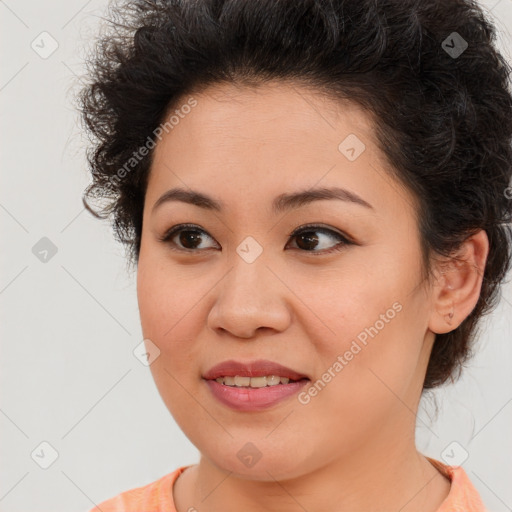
146;81;414;219
158;80;376;149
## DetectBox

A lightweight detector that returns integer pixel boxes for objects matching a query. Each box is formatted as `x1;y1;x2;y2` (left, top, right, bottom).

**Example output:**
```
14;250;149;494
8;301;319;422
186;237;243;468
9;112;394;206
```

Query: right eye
158;224;219;252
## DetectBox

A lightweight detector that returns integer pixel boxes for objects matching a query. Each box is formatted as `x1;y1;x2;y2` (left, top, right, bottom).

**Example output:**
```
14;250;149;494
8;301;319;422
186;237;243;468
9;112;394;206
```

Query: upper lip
203;359;309;381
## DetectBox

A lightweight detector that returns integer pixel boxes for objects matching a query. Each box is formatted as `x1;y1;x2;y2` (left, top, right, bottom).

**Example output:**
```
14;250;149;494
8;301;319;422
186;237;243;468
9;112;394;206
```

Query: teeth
234;376;251;387
267;375;282;386
214;375;294;387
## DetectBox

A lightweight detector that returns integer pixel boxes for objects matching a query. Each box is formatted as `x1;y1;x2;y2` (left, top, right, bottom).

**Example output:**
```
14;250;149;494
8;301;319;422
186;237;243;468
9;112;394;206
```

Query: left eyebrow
272;186;375;214
151;186;375;215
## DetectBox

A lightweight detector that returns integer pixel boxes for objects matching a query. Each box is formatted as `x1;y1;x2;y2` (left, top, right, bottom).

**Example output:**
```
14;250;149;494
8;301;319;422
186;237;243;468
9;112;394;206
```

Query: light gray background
1;1;511;511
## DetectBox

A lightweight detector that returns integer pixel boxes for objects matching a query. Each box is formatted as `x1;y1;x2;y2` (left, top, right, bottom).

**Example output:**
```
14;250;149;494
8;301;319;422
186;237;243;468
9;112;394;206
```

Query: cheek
136;260;210;399
304;262;427;410
137;265;206;427
137;253;205;339
297;311;422;456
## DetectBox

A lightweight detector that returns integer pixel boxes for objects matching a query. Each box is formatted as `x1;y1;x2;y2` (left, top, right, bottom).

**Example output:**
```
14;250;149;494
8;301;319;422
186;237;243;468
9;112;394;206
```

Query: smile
213;375;298;387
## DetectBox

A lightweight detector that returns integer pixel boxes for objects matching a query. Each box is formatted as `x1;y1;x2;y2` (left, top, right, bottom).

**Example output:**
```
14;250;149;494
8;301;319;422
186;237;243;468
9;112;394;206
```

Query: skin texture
136;81;489;512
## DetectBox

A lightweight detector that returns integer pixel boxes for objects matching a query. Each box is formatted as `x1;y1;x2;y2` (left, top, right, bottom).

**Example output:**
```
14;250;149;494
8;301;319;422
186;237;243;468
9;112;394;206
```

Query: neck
173;421;451;512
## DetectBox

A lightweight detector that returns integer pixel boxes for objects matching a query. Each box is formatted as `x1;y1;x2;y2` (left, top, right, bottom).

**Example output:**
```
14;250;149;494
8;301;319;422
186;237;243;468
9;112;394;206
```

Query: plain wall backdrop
1;1;511;511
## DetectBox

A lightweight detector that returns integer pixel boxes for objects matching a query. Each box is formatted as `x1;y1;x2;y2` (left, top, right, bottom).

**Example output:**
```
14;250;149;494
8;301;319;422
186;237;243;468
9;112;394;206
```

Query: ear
428;229;489;335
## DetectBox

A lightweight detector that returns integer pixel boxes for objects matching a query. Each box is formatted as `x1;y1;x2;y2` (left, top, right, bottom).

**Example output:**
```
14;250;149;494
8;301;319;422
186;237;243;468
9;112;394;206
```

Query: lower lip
204;378;309;411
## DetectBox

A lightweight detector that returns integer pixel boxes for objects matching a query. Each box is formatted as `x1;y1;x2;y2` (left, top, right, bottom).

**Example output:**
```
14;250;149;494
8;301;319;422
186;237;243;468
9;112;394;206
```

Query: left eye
287;225;352;254
158;223;352;254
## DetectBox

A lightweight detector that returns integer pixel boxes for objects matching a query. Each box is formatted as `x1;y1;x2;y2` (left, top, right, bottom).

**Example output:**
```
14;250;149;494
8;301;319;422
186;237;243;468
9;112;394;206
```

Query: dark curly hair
77;0;512;391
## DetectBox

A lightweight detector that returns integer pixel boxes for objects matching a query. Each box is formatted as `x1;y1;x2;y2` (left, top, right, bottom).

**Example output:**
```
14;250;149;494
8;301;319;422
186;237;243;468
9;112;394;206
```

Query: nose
207;256;292;339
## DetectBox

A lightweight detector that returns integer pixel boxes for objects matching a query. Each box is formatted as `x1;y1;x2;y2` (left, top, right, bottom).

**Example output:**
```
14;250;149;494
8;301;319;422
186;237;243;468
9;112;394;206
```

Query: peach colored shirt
88;457;488;512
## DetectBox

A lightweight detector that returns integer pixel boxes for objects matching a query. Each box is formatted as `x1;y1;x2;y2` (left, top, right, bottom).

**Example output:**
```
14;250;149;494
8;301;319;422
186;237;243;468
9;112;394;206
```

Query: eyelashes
158;223;354;255
287;224;352;254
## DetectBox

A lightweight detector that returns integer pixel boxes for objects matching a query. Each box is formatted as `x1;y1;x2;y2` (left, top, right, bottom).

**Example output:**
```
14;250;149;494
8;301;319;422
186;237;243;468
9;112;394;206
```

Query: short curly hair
78;0;512;391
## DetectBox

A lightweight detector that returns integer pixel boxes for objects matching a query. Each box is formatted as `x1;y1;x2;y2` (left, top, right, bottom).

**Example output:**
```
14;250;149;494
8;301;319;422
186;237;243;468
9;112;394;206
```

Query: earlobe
428;229;489;335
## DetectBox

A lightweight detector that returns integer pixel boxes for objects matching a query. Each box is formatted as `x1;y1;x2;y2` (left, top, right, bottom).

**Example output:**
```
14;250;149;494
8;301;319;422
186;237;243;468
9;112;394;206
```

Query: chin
207;448;309;482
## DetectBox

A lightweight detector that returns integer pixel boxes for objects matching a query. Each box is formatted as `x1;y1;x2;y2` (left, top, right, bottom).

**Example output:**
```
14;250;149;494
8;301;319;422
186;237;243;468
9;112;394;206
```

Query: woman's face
137;81;438;479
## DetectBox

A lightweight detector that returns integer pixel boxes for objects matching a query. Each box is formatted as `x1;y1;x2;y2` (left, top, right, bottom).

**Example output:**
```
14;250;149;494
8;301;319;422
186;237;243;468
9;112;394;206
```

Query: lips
202;359;309;381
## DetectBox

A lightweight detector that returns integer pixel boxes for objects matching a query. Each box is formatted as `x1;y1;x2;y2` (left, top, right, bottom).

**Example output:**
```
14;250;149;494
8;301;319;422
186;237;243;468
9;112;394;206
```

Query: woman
79;0;512;510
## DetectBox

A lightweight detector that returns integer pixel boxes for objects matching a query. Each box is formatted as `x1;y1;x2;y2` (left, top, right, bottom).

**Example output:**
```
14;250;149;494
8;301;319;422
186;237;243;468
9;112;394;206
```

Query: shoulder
427;457;489;512
86;466;191;512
